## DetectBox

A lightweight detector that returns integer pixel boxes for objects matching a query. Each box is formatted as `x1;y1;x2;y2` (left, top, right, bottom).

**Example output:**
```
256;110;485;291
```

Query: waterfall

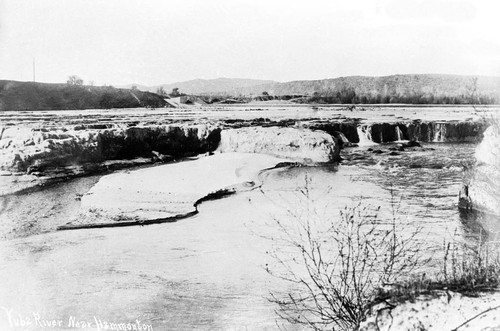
395;126;404;142
433;123;446;142
356;126;377;146
337;132;350;144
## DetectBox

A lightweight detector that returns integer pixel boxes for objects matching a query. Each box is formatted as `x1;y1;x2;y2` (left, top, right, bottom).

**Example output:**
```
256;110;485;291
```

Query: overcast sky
1;0;500;86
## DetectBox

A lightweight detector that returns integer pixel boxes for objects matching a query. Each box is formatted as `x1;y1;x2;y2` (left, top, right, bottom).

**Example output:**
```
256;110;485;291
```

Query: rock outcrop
460;120;500;215
61;126;341;228
0;124;340;175
0;124;221;174
306;122;360;144
0;105;488;196
217;127;340;163
305;120;485;145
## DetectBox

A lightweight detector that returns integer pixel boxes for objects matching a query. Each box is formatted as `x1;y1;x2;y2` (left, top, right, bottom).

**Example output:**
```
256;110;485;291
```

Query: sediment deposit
69;153;288;227
360;291;500;331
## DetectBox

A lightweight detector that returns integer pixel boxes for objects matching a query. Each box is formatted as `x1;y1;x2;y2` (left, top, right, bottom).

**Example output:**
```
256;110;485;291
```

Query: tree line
301;87;497;105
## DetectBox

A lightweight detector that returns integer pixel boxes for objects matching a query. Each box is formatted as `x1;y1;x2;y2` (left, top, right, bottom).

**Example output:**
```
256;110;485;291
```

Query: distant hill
128;78;276;95
0;80;167;111
235;74;500;100
129;74;500;104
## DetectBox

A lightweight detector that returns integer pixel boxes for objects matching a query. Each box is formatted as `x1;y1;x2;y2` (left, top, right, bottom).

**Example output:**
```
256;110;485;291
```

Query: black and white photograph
1;0;500;330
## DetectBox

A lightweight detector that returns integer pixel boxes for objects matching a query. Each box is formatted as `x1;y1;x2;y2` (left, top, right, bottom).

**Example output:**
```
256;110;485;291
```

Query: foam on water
356;126;378;146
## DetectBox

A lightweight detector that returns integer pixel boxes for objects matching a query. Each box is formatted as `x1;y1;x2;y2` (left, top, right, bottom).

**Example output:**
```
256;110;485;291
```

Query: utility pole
33;58;36;82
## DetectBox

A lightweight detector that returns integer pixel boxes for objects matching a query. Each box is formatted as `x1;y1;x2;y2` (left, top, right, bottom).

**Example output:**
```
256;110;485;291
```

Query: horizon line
2;72;499;88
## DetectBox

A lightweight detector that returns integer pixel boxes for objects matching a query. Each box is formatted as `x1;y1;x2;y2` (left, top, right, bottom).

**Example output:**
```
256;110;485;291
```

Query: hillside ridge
143;74;500;101
0;80;167;111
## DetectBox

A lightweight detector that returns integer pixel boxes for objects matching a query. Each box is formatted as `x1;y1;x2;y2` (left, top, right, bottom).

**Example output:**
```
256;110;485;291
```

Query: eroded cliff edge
460;118;500;218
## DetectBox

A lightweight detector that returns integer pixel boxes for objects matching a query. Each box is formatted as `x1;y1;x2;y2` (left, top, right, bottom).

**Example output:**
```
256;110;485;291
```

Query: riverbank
0;80;167;111
0;174;101;239
360;291;500;330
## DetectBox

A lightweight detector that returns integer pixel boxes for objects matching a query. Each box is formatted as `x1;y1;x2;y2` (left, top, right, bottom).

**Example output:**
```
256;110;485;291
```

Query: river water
1;104;497;127
1;135;492;330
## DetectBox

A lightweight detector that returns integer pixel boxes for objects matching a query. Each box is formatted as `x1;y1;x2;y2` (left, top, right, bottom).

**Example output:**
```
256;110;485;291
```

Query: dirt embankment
0;80;167;111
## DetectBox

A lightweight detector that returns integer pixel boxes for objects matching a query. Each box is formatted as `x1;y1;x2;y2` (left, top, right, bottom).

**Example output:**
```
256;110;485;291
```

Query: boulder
217;127;339;163
462;121;500;215
402;140;421;148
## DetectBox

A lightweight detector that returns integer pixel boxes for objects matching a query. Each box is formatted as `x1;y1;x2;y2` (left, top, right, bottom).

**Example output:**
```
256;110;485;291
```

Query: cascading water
433;123;446;142
337;132;350;144
395;126;404;142
356;126;377;146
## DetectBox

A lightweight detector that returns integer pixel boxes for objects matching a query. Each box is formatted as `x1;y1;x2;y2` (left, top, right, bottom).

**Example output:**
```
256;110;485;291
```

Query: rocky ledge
0;109;487;195
0;123;221;195
0;120;342;195
0;124;221;173
217;126;339;163
58;126;340;229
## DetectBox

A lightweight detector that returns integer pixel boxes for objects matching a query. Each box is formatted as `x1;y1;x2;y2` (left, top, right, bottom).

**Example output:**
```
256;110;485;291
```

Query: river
0;132;492;330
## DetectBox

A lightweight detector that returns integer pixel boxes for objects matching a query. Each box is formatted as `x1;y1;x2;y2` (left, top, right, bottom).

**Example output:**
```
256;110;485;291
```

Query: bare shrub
264;177;428;330
442;234;500;293
374;234;500;310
